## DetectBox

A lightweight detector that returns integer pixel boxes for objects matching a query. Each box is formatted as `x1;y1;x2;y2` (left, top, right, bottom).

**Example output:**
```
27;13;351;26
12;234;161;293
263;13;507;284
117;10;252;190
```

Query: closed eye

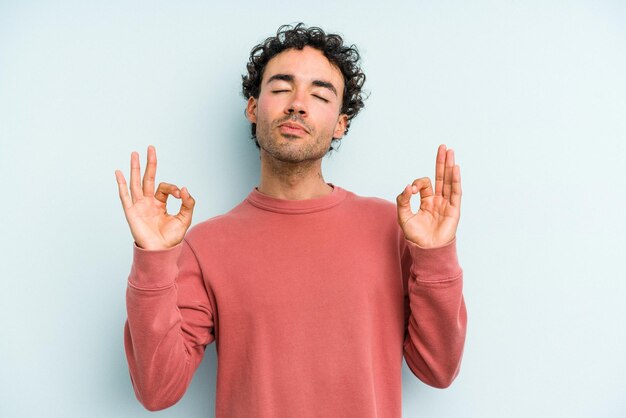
313;95;329;103
272;90;289;93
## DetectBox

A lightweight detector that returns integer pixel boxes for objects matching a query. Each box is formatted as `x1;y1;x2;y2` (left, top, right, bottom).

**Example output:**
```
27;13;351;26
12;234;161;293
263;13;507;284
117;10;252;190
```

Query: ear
333;114;348;139
246;97;258;123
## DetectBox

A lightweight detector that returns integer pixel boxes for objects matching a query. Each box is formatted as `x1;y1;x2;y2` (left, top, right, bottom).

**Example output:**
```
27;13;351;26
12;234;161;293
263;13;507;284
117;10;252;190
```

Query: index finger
434;144;446;196
142;145;157;197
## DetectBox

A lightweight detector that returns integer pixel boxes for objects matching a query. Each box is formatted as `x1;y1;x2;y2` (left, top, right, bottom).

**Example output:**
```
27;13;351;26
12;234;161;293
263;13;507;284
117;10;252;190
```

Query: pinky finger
115;170;133;210
450;165;462;208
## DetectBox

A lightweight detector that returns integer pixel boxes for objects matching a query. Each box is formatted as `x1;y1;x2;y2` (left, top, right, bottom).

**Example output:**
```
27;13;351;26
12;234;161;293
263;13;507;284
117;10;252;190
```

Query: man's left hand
396;144;462;248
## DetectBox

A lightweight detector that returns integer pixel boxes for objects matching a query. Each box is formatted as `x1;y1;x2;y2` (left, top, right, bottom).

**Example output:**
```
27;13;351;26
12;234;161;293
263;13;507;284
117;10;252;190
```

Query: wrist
407;236;456;250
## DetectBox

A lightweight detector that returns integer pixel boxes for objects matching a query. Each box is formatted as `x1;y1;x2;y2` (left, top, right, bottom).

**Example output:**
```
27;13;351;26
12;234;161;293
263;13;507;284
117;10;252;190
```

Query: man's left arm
396;144;467;388
401;237;466;388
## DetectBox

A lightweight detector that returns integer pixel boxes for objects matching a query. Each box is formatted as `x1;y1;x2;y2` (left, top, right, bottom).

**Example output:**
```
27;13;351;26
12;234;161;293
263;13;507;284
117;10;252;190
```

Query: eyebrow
266;73;338;96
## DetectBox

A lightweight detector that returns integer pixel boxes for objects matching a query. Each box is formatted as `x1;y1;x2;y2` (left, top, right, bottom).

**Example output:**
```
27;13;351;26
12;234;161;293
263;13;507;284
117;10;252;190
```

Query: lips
279;122;308;134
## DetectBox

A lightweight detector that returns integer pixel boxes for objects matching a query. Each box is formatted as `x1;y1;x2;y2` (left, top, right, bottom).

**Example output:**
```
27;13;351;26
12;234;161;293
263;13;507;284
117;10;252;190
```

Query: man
115;23;466;417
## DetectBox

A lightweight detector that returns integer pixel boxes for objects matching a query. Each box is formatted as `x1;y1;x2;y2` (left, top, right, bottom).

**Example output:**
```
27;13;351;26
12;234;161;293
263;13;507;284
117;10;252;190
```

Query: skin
246;46;348;200
396;144;462;248
114;146;195;250
114;47;462;250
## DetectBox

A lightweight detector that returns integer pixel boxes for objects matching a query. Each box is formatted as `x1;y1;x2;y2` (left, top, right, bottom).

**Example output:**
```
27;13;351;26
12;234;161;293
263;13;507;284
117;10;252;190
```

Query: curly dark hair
242;23;366;150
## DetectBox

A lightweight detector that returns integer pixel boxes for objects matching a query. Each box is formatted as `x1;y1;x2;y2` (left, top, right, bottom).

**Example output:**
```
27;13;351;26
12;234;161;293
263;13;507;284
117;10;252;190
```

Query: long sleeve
121;188;465;416
123;238;215;411
402;238;467;388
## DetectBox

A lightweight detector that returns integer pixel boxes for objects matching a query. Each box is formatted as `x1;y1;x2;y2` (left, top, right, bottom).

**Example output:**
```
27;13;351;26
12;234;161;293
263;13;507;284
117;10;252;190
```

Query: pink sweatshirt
124;185;466;417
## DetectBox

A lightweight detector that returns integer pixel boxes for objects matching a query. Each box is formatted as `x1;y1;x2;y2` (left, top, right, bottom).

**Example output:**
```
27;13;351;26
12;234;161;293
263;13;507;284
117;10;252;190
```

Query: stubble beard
255;116;332;165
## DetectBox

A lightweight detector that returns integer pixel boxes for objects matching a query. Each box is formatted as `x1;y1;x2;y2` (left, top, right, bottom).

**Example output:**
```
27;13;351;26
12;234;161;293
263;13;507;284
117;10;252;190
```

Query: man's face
246;46;348;164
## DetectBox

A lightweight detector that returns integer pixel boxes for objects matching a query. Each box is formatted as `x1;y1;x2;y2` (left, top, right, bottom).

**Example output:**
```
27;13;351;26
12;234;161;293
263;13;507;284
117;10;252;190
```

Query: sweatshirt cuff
407;238;462;282
128;241;184;289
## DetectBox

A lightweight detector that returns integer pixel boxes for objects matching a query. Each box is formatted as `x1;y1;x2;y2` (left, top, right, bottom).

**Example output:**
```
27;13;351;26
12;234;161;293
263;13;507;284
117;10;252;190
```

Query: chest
196;214;407;348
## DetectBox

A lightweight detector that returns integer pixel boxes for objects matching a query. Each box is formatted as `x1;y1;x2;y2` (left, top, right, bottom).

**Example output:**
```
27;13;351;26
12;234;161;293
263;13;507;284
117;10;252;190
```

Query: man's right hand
114;145;195;250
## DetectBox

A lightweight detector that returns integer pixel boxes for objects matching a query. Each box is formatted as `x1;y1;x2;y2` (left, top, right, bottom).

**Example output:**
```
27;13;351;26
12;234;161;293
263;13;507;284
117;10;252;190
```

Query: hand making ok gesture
114;145;195;250
396;144;462;248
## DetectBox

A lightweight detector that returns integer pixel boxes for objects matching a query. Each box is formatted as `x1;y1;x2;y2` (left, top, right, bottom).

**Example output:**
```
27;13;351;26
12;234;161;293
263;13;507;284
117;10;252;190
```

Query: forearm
123;242;208;411
403;239;467;388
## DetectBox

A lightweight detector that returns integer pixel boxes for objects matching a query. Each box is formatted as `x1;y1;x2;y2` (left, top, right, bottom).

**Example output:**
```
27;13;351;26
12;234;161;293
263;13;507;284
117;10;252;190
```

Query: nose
285;90;307;117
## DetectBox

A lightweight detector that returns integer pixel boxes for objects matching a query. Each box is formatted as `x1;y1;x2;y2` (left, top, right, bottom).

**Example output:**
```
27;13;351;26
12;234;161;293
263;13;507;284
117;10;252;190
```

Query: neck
257;151;332;200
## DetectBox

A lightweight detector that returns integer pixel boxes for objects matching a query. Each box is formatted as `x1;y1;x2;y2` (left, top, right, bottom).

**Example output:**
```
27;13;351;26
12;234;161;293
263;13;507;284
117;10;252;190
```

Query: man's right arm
115;145;211;410
124;239;215;411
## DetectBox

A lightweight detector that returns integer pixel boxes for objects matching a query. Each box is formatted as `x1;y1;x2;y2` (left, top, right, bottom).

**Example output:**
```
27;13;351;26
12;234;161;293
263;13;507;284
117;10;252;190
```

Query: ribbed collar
245;184;347;214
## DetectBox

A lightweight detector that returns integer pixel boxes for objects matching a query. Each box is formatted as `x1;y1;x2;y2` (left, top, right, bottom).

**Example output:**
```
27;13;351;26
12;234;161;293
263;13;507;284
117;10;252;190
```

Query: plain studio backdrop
1;1;625;417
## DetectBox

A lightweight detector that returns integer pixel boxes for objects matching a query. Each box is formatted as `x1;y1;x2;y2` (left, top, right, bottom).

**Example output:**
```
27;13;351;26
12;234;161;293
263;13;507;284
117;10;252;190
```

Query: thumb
396;184;414;224
175;187;195;226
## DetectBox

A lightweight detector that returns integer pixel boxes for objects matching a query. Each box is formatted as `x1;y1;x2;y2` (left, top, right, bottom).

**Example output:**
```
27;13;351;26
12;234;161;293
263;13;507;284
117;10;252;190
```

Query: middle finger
142;145;157;197
442;148;455;200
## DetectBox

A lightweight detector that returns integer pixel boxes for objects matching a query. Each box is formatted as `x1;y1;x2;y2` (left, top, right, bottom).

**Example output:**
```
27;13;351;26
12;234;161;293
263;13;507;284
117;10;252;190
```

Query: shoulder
339;187;405;244
343;188;397;215
184;199;249;246
339;187;399;231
